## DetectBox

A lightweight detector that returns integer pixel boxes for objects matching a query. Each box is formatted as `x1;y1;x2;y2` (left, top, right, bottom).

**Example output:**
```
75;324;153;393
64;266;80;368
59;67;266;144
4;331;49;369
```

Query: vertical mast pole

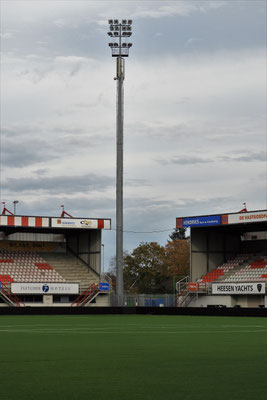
116;22;124;306
107;19;132;306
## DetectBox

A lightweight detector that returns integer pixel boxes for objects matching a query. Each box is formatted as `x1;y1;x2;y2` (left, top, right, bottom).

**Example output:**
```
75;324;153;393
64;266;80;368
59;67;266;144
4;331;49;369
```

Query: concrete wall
90;293;110;307
191;295;234;308
191;295;265;308
191;253;207;281
67;230;101;275
191;230;207;281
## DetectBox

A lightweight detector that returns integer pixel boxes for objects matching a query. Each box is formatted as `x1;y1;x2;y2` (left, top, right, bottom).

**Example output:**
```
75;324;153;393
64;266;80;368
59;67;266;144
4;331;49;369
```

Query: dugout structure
0;215;111;307
176;209;267;308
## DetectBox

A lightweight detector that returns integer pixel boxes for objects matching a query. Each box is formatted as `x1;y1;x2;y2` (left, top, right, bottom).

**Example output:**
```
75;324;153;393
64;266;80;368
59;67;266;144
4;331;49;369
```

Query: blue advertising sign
182;215;221;228
99;282;110;291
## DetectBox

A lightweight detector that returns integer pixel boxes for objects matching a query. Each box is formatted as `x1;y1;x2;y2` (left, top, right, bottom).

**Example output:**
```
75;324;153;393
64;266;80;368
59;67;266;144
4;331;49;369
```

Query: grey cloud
34;169;49;176
125;178;151;187
156;151;266;166
2;139;55;167
222;152;266;163
2;1;265;63
13;195;115;218
4;173;114;194
129;122;190;140
1;125;112;168
156;156;212;165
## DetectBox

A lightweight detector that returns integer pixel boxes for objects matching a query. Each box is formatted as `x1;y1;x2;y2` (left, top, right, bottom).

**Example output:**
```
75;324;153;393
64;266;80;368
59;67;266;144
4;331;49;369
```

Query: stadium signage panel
51;218;111;230
212;283;265;295
177;215;221;228
222;211;267;225
99;282;110;291
11;282;79;295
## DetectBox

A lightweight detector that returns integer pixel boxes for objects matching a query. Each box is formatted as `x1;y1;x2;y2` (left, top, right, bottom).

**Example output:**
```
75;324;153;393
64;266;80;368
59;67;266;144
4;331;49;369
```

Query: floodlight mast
108;19;133;306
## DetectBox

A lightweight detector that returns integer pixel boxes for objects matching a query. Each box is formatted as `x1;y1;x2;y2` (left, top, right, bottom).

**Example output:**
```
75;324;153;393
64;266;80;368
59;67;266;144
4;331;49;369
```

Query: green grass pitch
1;314;267;400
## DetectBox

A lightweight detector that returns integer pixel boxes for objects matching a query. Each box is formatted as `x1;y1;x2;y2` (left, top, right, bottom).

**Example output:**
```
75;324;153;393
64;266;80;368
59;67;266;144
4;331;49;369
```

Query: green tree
164;239;190;279
169;227;187;241
108;239;190;294
123;242;167;294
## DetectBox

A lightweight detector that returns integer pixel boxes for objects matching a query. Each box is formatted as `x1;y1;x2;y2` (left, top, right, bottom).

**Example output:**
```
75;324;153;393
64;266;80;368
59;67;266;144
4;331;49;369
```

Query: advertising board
212;283;265;295
99;282;110;291
222;211;267;225
176;215;221;228
11;282;79;295
51;218;111;230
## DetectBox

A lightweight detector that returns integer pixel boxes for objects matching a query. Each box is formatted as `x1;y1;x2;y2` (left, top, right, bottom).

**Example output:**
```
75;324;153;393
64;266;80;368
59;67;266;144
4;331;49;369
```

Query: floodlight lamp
110;25;114;31
122;26;126;31
128;19;132;24
109;43;113;47
108;32;113;37
128;43;132;47
122;43;127;47
114;43;118;47
108;19;113;24
114;31;119;36
115;26;119;31
122;19;127;24
114;19;119;24
127;26;131;31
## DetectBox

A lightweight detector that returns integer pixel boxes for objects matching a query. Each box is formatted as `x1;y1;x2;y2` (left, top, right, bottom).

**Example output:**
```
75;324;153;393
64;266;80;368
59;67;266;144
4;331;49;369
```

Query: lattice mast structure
107;19;133;306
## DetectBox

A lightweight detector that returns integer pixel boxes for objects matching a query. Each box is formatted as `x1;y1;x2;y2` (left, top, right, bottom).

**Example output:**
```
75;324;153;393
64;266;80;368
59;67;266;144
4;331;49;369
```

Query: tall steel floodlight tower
107;19;133;306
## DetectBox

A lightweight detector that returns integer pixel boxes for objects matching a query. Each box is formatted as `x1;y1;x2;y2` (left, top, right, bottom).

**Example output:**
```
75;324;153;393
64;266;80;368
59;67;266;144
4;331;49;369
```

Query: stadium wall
1;306;267;317
190;295;265;308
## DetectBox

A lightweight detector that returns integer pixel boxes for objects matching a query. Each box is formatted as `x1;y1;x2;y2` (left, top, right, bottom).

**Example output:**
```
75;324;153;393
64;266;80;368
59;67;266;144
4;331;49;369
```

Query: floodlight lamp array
107;19;133;57
108;19;132;25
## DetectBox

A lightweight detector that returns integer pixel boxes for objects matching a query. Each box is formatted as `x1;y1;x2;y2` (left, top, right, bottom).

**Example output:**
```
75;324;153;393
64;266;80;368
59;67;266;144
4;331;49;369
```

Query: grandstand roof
176;209;267;229
0;215;111;231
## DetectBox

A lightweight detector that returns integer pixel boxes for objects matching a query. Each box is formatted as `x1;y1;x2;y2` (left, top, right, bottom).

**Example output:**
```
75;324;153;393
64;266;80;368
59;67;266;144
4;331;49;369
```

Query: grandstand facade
176;209;267;308
0;215;111;307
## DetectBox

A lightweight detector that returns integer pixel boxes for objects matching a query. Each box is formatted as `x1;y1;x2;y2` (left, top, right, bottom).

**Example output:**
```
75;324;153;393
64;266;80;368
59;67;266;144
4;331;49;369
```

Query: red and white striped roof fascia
0;216;111;230
0;216;49;228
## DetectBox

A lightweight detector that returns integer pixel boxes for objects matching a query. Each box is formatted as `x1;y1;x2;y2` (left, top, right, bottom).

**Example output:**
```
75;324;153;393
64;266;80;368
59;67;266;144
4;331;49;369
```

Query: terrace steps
41;252;99;293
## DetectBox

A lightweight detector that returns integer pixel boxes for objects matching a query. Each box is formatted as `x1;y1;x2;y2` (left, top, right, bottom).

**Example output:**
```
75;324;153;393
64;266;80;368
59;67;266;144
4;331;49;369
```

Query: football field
0;314;267;400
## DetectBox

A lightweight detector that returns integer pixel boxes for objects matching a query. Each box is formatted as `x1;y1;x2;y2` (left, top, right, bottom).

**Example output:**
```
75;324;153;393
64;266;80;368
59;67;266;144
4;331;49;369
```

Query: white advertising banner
11;282;79;295
223;211;267;225
212;283;265;295
51;218;111;230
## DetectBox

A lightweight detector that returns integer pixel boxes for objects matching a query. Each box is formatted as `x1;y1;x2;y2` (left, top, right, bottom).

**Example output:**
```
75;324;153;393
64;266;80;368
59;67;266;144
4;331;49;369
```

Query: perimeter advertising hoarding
212;283;265;295
222;211;267;225
11;282;79;295
51;218;111;230
176;215;221;228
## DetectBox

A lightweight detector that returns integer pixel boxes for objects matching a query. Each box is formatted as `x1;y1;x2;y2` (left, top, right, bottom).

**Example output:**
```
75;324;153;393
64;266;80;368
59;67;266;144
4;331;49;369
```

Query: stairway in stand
40;252;99;293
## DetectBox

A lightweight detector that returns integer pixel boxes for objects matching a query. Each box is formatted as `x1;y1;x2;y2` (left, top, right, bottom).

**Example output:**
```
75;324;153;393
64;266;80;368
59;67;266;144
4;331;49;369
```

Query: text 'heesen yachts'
212;283;265;295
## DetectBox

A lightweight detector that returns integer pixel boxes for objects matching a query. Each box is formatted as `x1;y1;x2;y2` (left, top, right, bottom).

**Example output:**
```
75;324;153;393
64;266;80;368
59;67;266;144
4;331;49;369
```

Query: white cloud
53;19;66;28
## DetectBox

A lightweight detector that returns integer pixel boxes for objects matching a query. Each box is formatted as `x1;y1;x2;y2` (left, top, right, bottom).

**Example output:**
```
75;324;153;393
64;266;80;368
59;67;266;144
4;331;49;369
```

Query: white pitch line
1;329;267;334
223;325;265;328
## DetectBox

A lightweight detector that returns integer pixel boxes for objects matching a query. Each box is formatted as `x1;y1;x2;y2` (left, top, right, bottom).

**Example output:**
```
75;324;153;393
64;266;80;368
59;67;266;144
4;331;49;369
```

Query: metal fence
110;293;176;307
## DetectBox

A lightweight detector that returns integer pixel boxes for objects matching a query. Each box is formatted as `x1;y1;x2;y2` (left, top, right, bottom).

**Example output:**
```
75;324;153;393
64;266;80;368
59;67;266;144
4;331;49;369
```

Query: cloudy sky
0;0;266;269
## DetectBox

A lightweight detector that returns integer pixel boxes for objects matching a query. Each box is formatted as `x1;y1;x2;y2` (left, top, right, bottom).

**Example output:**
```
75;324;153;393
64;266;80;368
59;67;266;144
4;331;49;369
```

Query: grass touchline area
1;315;267;400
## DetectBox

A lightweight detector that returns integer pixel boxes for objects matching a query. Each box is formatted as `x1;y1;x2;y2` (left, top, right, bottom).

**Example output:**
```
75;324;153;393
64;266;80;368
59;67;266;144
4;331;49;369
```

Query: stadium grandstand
176;208;267;308
0;207;111;307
